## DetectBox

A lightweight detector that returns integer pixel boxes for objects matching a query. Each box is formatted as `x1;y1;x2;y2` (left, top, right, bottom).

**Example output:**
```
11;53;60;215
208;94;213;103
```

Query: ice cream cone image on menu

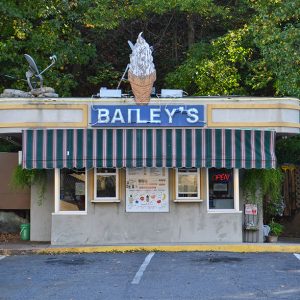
128;32;156;105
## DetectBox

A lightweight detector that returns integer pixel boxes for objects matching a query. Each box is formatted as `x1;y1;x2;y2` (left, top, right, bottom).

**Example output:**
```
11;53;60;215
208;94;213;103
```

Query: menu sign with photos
126;168;169;212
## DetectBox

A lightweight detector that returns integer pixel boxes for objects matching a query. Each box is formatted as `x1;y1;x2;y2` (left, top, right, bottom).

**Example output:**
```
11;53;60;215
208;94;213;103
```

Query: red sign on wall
212;173;231;182
245;204;258;215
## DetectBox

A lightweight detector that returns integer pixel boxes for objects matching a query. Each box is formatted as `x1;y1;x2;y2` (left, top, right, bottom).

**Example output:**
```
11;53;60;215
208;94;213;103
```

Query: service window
58;168;86;212
176;168;200;199
208;168;239;211
94;168;118;200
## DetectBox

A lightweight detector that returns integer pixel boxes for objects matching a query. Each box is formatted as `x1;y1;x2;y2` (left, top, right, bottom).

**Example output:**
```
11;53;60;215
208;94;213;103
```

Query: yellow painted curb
36;244;300;255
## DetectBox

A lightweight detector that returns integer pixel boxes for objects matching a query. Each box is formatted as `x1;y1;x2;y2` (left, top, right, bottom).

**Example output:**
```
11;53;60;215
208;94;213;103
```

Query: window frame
54;168;87;215
207;168;240;213
93;168;119;202
175;168;202;202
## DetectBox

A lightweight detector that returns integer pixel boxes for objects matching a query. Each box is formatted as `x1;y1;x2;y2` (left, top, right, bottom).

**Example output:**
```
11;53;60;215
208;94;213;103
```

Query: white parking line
0;256;6;260
131;252;155;285
294;253;300;261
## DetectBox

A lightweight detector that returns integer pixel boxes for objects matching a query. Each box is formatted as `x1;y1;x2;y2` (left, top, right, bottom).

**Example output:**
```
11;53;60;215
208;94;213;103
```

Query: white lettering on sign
128;109;137;123
150;108;161;124
136;110;148;123
98;109;110;123
187;108;199;123
94;105;204;126
111;109;125;123
164;108;177;123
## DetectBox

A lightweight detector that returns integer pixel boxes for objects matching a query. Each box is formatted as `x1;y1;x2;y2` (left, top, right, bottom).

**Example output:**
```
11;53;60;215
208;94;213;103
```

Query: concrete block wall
51;169;243;245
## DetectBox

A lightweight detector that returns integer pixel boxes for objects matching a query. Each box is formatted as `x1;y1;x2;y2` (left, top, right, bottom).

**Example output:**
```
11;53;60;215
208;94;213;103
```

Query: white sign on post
245;204;258;215
126;168;169;212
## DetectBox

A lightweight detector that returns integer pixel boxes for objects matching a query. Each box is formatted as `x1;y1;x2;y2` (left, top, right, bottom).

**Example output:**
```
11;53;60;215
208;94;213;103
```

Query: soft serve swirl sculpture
128;32;156;105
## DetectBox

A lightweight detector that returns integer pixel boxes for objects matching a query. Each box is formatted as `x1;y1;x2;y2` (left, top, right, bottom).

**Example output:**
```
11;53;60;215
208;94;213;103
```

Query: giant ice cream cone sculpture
128;32;156;105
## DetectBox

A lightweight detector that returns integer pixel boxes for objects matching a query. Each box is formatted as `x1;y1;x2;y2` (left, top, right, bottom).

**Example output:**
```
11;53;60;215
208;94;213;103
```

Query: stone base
1;87;58;98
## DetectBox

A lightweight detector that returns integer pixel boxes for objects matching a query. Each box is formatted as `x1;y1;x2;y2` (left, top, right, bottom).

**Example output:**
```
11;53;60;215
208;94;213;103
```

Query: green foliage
11;165;35;189
247;0;300;98
165;42;212;94
245;59;274;91
0;0;96;96
86;0;224;26
242;168;283;220
11;165;47;206
0;139;20;152
87;63;121;88
276;136;300;165
165;0;299;98
268;218;284;236
0;0;298;98
193;27;250;95
166;25;276;96
242;169;282;204
1;0;248;95
85;0;237;91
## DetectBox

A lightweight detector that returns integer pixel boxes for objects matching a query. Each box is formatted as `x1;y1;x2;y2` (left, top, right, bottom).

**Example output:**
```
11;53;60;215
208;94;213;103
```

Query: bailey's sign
91;105;205;127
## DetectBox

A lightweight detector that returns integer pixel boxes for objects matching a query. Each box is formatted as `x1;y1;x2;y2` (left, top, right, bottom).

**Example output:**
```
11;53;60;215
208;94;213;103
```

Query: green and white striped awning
22;128;276;169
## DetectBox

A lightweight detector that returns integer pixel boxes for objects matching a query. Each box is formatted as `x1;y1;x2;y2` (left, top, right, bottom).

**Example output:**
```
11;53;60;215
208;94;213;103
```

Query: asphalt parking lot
1;252;300;299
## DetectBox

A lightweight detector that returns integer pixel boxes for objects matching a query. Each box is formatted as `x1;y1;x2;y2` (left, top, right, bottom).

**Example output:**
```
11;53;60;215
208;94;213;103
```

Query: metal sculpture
24;54;57;90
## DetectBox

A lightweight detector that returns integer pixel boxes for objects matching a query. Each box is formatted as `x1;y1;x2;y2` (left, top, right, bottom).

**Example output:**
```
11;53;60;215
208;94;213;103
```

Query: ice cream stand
3;33;292;245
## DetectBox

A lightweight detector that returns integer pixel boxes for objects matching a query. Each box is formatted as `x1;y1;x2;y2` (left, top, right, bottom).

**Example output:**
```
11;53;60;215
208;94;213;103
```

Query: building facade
0;96;299;245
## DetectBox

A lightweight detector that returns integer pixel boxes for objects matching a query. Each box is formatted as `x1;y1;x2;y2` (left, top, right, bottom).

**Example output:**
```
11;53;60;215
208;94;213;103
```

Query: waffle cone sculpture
128;71;156;105
128;32;156;105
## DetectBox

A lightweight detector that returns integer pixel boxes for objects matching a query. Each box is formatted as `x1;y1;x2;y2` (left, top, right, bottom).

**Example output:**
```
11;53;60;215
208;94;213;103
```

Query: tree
166;26;275;96
84;0;237;91
165;0;300;98
0;0;231;95
2;1;296;98
0;0;96;96
276;136;300;165
250;0;300;98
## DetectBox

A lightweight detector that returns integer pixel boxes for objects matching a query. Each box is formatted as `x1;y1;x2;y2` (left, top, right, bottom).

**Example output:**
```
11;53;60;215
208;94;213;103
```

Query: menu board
126;168;169;212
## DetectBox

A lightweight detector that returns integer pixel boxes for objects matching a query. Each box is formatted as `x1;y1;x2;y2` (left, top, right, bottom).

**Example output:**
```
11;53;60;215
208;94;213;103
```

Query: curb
0;249;36;256
1;244;300;256
37;244;300;254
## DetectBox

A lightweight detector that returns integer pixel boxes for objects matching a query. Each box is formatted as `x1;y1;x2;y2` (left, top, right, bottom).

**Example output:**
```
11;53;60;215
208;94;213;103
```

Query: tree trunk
187;14;195;49
174;23;178;63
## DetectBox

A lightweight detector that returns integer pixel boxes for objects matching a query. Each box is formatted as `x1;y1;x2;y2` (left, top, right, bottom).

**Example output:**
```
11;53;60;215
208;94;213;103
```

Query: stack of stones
0;87;58;98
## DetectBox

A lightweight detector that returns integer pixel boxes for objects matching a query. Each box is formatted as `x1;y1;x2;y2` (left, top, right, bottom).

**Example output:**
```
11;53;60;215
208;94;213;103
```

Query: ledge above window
52;211;87;216
207;209;242;214
91;199;121;203
173;199;203;203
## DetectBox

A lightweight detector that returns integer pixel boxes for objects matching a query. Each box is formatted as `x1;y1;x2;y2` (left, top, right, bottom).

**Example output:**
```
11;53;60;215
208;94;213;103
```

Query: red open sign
213;173;231;182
